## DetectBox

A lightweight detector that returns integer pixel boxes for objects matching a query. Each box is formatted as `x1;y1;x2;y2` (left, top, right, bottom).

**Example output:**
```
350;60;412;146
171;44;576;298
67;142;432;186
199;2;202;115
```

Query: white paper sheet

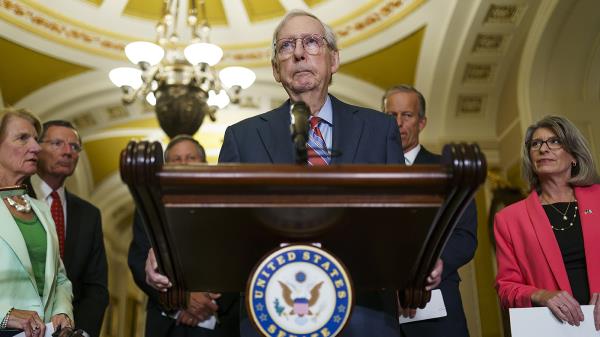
510;305;600;337
14;322;54;337
398;289;447;324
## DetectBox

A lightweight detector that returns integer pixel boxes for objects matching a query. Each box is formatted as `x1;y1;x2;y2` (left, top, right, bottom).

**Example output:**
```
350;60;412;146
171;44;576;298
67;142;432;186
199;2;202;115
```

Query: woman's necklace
542;195;578;231
5;195;32;213
0;186;32;213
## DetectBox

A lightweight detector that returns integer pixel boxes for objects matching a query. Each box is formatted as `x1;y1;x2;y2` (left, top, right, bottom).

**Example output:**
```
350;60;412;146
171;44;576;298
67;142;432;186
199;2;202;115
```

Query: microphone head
291;101;310;133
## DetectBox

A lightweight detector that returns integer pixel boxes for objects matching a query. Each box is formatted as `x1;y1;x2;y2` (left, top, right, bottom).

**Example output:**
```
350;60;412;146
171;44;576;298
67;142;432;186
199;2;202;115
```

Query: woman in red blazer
494;116;600;330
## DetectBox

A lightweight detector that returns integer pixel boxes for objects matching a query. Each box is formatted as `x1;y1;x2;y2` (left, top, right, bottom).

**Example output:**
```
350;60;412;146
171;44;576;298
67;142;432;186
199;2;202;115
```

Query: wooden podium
120;141;486;310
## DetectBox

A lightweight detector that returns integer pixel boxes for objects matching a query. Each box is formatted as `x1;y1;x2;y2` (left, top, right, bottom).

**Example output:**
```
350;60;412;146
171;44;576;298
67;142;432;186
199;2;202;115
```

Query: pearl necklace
543;198;578;231
5;195;32;213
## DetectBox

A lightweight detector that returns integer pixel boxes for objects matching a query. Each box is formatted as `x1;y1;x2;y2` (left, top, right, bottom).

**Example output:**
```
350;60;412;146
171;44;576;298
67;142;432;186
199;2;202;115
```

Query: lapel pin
584;209;592;214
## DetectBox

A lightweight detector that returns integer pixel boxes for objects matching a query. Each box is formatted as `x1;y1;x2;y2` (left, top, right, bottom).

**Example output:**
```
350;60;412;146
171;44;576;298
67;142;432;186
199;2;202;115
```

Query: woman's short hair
522;115;600;190
0;107;42;141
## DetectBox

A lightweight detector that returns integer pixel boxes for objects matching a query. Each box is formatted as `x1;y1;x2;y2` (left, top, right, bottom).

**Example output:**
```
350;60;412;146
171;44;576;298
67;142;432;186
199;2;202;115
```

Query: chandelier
108;0;256;138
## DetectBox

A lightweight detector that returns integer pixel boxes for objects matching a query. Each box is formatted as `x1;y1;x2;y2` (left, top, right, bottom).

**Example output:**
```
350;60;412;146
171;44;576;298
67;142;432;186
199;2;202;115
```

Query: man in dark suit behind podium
129;135;239;337
31;120;109;337
217;10;442;337
383;85;478;337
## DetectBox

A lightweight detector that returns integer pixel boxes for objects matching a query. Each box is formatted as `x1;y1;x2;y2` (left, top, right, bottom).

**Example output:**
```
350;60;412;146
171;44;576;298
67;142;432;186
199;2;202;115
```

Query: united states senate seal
247;244;353;337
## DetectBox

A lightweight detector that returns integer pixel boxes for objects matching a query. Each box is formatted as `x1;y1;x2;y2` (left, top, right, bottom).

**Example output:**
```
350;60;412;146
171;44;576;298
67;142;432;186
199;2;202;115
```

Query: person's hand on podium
531;289;584;326
145;248;172;291
399;258;444;318
425;258;443;291
178;292;221;325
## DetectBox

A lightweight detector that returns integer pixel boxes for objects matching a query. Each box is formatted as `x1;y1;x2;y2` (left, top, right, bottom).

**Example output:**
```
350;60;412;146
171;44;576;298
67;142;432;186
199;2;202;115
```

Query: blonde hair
0;107;42;141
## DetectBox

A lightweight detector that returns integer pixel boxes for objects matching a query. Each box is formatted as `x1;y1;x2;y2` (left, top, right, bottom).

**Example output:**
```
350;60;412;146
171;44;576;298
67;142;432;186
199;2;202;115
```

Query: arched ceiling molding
419;0;474;141
90;172;135;255
329;72;385;109
0;19;121;70
16;70;119;118
17;65;385;132
2;0;428;68
543;0;600;109
583;33;600;102
516;0;561;134
64;150;95;199
443;0;538;140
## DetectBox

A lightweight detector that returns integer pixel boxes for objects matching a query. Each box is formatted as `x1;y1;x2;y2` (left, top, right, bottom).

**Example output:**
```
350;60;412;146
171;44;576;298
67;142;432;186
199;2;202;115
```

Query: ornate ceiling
2;0;598;207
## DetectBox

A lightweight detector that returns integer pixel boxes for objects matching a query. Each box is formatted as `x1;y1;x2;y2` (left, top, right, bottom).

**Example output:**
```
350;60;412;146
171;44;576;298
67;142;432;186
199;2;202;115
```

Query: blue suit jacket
398;146;477;337
219;95;403;165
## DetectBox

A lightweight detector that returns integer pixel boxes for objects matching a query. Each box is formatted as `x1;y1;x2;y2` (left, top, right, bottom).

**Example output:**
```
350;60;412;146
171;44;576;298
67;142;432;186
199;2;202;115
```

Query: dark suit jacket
64;191;109;337
219;95;404;336
219;95;403;164
128;212;240;337
398;146;477;337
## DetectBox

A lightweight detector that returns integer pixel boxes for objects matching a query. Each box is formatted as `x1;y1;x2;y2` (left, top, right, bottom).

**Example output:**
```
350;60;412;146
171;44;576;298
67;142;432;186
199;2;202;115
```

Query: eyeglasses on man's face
528;137;563;151
275;34;327;59
40;139;82;153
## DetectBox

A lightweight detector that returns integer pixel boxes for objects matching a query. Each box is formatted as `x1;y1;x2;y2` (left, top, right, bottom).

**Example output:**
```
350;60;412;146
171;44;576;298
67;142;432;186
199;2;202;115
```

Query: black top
543;202;590;304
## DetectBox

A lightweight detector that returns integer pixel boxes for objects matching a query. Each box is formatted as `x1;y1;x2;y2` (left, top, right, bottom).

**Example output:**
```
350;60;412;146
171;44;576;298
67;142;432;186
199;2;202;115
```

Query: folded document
398;289;447;324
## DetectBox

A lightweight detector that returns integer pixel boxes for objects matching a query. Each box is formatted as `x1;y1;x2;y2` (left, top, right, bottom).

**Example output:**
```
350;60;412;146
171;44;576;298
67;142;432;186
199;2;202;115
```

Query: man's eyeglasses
40;139;82;153
275;34;327;59
528;137;563;151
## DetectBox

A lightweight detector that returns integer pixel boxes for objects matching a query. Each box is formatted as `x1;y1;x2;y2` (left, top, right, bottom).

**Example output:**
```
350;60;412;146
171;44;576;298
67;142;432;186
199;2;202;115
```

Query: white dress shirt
30;174;68;233
403;144;422;166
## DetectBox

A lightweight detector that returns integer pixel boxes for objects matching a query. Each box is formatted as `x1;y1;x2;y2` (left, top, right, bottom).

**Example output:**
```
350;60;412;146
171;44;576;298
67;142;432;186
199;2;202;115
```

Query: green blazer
0;195;73;322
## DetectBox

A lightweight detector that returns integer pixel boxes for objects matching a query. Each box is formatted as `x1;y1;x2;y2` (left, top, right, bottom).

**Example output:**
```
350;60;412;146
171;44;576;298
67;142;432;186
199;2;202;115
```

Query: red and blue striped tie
307;117;330;165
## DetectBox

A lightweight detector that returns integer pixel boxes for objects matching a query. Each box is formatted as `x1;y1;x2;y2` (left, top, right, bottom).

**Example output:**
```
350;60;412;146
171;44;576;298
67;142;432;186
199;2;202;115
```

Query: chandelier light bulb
207;89;231;109
125;41;165;66
219;66;256;89
146;92;157;106
109;67;143;89
184;42;223;66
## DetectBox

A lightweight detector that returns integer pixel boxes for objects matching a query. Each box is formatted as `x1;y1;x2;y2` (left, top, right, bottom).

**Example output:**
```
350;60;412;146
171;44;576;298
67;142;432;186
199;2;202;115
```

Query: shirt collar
314;95;333;125
403;144;422;166
31;174;66;203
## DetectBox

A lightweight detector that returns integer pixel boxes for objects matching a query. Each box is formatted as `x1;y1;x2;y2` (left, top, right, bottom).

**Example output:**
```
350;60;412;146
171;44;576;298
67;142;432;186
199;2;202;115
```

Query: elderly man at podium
218;9;441;337
146;10;444;337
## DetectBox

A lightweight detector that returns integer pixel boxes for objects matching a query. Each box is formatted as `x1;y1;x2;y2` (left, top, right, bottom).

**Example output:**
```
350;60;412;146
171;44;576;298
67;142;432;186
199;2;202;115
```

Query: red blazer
494;184;600;308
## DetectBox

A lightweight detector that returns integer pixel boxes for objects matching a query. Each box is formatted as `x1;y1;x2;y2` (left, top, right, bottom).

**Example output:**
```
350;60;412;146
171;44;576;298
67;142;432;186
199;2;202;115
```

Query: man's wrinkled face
38;126;80;178
272;15;339;96
384;91;426;153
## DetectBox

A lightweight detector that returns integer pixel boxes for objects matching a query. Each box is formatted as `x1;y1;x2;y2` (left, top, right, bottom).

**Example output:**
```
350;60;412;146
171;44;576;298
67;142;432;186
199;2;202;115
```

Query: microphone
290;101;311;164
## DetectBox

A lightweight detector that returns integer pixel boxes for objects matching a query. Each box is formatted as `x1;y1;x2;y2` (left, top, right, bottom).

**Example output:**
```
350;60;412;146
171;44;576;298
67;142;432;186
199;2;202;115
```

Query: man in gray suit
383;85;478;337
31;120;108;337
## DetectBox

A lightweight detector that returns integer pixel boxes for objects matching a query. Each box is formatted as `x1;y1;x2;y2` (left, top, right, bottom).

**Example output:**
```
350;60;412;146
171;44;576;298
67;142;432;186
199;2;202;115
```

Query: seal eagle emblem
247;244;353;337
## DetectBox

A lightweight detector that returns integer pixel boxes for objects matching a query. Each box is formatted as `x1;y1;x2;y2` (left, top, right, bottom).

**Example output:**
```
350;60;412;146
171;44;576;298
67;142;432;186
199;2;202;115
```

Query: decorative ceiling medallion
457;95;486;116
72;112;98;129
335;0;425;47
484;4;519;24
463;63;495;83
107;106;129;120
0;0;126;58
472;33;505;53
